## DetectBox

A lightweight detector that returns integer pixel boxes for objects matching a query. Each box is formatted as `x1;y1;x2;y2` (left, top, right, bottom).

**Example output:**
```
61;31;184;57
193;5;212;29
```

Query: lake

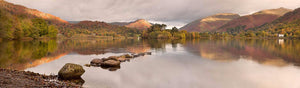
1;39;300;88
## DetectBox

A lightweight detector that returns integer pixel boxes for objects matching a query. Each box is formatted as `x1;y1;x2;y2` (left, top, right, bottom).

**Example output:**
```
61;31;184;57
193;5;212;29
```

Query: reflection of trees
3;38;297;70
183;39;300;67
58;39;151;55
0;40;58;70
144;39;186;53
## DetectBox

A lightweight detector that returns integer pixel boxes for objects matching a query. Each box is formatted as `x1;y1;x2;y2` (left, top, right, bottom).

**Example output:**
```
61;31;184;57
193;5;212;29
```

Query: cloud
5;0;300;27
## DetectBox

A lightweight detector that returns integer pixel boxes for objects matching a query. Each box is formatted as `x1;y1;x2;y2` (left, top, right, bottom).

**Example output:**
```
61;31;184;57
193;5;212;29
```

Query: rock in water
124;54;133;58
117;57;127;62
58;63;85;80
145;52;152;55
90;59;103;66
138;53;145;56
101;60;121;67
102;56;118;61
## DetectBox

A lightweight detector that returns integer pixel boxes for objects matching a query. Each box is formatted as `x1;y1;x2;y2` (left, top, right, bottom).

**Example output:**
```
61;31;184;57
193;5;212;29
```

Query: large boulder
90;59;103;66
58;63;85;80
101;60;120;67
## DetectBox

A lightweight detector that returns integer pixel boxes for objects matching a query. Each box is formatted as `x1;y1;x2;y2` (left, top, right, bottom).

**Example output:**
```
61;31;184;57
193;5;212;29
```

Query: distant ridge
111;19;152;30
180;13;240;32
218;7;292;32
255;7;300;32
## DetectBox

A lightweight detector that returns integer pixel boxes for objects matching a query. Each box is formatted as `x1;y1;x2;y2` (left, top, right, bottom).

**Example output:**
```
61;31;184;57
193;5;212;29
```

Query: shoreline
0;68;82;88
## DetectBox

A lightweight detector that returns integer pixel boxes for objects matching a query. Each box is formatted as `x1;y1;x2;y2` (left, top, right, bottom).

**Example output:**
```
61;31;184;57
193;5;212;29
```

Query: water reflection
183;39;300;67
0;40;58;70
1;39;300;70
1;39;300;88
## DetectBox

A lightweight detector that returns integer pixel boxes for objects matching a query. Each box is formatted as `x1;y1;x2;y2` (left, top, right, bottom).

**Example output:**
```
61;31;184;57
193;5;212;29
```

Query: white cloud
5;0;300;28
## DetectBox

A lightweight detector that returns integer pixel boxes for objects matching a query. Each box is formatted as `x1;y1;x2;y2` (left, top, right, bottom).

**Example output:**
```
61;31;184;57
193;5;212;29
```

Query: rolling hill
254;7;300;36
218;7;292;32
0;0;67;24
111;19;152;30
180;13;240;32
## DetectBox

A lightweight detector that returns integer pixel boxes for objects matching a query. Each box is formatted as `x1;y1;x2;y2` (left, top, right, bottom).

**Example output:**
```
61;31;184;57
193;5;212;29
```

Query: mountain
69;21;118;30
218;7;292;32
125;19;152;30
180;13;240;32
68;21;80;24
110;19;152;30
110;22;129;26
0;0;67;24
255;7;300;36
272;7;300;23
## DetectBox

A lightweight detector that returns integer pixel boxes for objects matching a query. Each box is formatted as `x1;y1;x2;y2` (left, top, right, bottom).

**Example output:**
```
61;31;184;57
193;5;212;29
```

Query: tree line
0;8;58;40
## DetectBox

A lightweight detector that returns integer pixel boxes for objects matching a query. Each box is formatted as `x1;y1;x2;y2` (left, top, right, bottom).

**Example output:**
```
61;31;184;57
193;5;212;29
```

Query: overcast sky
5;0;300;28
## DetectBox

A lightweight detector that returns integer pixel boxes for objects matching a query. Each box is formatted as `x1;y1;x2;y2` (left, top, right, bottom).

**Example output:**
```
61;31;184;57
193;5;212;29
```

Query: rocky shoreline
0;68;82;88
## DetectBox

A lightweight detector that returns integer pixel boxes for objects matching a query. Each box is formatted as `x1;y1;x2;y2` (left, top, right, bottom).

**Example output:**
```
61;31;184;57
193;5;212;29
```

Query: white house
278;34;284;37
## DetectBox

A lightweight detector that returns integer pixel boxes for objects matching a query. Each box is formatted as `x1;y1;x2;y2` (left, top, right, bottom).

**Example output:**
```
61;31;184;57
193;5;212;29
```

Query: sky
5;0;300;28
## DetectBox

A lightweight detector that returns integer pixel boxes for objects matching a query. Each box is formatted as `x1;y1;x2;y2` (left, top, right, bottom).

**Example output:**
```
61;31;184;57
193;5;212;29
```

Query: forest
0;8;58;40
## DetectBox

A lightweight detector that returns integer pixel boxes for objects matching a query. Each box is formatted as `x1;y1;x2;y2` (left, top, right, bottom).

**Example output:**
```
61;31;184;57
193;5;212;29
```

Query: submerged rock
84;64;91;67
58;63;85;80
100;66;121;71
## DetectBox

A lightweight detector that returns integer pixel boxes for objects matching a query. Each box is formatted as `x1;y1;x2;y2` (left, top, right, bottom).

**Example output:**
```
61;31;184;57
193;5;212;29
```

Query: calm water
1;39;300;88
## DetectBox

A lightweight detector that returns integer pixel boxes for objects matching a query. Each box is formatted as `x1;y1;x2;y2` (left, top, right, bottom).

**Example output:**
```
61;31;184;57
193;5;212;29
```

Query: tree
32;18;48;36
171;27;179;33
47;25;58;38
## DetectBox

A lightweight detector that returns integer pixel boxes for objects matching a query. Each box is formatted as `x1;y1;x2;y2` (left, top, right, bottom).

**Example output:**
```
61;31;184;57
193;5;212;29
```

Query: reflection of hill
183;39;300;67
0;39;153;70
16;53;68;70
126;42;150;53
58;39;150;55
0;40;60;70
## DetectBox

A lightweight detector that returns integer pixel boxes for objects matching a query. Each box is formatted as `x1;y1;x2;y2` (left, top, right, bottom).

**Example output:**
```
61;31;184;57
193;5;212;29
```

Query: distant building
278;34;284;37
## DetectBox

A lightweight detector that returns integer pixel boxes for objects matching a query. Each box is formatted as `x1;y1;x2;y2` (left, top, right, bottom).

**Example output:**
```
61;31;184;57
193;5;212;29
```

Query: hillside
180;13;240;32
0;0;67;24
0;0;63;39
219;7;292;32
60;20;142;38
111;19;152;30
125;19;152;30
110;22;129;26
254;7;300;37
